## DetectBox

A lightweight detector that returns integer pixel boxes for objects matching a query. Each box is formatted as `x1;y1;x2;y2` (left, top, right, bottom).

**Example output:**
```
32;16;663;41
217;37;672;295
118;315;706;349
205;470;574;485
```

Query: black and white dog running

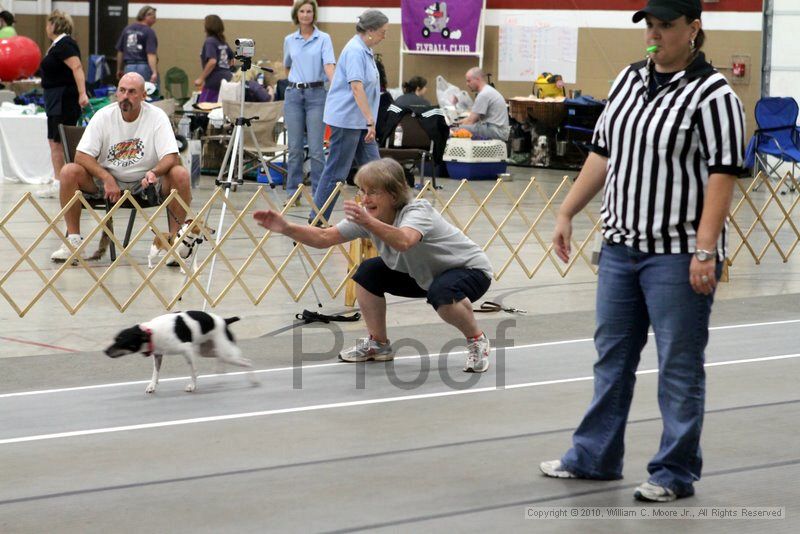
105;311;258;393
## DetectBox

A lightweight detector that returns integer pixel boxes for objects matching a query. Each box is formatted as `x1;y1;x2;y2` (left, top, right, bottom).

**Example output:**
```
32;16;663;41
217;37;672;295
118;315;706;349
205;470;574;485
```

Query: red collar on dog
140;326;154;356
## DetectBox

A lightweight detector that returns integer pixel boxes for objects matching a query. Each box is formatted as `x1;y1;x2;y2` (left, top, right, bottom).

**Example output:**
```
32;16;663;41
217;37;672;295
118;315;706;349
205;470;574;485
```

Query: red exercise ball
0;36;42;81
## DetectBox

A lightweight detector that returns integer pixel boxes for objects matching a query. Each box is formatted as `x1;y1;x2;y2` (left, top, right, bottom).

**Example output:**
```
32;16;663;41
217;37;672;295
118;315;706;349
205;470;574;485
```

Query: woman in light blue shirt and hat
283;0;336;206
311;9;389;224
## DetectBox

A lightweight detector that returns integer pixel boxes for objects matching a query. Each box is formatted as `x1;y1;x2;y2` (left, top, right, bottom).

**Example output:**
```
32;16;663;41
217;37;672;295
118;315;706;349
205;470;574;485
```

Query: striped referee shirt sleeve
588;68;631;158
695;89;746;176
589;107;610;158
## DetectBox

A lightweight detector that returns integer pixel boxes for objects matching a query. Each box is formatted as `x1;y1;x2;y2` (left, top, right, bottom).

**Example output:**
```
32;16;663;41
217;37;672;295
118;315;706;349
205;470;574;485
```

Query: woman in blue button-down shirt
310;9;389;223
283;0;336;205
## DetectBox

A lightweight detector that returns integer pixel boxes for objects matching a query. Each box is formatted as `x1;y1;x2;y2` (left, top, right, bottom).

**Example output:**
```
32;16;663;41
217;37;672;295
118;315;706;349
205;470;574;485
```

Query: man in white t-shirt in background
51;72;191;262
458;67;510;141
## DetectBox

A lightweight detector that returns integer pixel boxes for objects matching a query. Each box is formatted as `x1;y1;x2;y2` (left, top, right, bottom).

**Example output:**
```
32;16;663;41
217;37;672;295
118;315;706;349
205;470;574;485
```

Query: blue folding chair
744;96;800;193
86;54;111;93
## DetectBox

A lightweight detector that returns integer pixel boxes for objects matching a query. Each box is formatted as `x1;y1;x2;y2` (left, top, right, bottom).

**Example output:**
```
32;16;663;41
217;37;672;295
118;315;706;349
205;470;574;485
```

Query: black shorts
352;257;491;310
47;108;82;142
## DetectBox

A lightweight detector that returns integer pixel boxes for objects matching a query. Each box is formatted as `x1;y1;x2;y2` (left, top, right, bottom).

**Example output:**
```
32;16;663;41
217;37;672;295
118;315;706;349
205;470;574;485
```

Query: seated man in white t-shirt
457;67;510;141
51;72;192;262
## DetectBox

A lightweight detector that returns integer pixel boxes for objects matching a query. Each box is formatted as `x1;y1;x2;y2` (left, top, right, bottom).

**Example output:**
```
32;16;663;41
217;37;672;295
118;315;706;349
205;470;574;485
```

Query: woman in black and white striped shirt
540;0;745;503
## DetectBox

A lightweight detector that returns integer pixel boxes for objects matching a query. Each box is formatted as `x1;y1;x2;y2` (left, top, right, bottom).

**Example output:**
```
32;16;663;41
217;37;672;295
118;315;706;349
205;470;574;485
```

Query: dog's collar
140;326;154;356
179;235;205;258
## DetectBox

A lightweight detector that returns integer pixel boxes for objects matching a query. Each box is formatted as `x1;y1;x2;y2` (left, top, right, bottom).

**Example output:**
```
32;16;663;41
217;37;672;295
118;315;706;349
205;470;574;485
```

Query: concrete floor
1;166;799;532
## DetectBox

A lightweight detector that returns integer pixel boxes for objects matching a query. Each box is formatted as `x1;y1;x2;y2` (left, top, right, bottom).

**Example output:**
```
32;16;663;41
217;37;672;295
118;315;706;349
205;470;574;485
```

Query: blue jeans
125;63;156;90
561;242;721;496
284;86;327;195
311;126;379;223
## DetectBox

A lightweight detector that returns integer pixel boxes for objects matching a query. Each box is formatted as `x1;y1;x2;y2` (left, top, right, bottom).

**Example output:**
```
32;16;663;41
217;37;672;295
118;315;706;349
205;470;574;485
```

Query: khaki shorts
86;176;165;202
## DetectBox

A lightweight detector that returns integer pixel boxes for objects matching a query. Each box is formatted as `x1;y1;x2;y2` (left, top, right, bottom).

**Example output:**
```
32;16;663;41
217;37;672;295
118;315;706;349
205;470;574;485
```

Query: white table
0;110;52;184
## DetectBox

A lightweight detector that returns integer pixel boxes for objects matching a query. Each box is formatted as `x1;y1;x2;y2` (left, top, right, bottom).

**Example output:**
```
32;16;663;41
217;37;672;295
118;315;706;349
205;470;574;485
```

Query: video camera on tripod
233;38;273;77
235;38;255;60
214;37;277;192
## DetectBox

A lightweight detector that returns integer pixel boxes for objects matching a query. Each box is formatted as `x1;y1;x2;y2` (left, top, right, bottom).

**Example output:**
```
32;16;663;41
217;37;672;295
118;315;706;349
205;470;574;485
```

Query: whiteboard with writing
498;25;578;83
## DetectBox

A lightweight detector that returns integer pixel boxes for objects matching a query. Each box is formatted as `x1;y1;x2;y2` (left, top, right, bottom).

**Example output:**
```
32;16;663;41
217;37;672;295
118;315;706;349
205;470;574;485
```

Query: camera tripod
202;52;323;311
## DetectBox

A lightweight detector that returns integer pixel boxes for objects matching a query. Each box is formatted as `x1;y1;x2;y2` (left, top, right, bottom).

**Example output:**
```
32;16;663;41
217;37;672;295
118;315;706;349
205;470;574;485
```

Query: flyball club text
415;43;473;53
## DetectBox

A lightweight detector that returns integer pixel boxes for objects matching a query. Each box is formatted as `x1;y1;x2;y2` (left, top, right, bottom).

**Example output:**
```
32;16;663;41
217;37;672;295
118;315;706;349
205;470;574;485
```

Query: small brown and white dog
87;219;214;271
104;310;257;393
148;219;215;272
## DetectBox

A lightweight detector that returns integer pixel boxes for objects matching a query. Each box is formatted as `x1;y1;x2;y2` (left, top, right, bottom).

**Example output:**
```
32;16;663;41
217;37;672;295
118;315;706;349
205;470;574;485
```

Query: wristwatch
694;249;716;261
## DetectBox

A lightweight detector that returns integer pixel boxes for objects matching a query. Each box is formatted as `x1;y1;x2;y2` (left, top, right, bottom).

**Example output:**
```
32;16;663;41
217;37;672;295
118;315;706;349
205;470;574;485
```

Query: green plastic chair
164;67;190;104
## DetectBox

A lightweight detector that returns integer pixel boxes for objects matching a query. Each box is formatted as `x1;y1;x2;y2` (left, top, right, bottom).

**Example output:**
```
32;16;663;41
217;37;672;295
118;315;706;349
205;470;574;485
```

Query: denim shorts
352;257;491;310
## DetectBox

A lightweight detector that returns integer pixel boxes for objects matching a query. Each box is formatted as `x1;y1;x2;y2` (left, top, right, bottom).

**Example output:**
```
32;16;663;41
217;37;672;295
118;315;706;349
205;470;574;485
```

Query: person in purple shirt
195;15;234;103
115;5;158;85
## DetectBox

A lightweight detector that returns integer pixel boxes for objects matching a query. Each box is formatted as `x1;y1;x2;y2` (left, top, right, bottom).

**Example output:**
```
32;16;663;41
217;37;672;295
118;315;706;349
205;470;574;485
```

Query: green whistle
647;45;659;53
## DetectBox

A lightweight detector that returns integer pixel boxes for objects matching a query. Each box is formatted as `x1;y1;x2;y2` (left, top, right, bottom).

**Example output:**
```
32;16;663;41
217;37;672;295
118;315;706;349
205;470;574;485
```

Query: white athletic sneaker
539;460;578;479
634;481;678;502
339;337;394;362
35;181;60;199
464;333;490;373
50;234;85;264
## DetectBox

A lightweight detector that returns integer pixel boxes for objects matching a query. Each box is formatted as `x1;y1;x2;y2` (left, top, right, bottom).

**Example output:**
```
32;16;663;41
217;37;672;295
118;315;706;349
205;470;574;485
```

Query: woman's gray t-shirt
335;199;493;290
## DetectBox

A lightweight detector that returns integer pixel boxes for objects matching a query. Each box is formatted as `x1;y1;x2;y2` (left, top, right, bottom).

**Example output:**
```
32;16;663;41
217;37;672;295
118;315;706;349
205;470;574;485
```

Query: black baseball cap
632;0;702;23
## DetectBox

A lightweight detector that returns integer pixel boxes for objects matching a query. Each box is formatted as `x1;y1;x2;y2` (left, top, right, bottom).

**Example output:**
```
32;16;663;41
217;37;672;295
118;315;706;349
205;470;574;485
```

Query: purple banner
401;0;483;55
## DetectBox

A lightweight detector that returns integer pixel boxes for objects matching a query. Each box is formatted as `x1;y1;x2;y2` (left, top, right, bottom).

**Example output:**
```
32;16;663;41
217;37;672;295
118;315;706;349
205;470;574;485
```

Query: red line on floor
0;337;78;353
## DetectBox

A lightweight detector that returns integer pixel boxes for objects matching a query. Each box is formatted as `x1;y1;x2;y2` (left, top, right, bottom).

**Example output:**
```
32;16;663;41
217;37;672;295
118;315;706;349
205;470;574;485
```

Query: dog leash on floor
295;309;362;324
472;301;528;315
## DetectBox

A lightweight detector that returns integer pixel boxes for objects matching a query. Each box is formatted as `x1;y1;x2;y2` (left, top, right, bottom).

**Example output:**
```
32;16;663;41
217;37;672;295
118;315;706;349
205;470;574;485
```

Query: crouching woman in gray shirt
254;158;494;372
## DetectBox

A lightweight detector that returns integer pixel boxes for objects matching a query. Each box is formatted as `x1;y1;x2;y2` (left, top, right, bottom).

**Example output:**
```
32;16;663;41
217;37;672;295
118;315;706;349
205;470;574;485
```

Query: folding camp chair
380;114;433;188
86;54;111;91
150;98;176;118
744;96;800;193
219;100;287;182
164;67;190;105
149;98;178;131
379;104;449;188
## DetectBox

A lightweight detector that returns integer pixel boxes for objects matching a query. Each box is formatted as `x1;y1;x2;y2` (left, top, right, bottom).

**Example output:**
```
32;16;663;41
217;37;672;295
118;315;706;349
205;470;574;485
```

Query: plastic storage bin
443;138;508;180
257;162;285;185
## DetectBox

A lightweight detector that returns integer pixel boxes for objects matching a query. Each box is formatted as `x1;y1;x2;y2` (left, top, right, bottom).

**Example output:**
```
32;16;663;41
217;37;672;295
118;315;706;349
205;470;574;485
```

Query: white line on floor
1;352;798;446
2;317;799;399
0;342;569;399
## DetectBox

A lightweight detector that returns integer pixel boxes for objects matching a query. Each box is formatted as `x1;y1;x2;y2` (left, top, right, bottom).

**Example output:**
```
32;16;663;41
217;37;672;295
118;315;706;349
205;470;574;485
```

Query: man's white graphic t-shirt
77;101;178;184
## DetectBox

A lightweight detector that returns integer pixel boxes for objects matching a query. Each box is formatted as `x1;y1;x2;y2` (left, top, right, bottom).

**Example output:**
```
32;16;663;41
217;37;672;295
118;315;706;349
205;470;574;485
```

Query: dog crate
443;138;508;180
